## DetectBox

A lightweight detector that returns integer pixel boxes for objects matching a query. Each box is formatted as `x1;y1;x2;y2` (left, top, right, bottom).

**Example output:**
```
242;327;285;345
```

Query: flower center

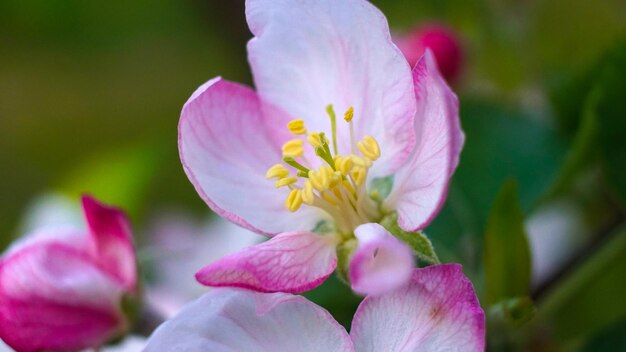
265;105;381;233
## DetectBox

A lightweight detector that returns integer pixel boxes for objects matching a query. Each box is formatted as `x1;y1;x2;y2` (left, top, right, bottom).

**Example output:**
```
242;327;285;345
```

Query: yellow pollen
265;164;290;179
329;170;343;188
344;106;354;122
285;189;303;212
282;139;305;158
309;167;331;191
350;155;373;168
301;181;315;205
334;156;353;176
351;166;368;186
267;103;383;222
357;135;380;161
275;176;297;188
287;119;307;135
307;132;326;148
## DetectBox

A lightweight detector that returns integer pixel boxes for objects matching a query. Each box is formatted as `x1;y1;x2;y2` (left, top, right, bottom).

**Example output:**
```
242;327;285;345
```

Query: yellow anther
350;155;373;168
282;139;305;158
334;156;353;176
309;168;331;191
329;170;343;188
301;181;315;205
357;135;380;161
344;106;354;122
287;119;307;135
307;132;325;148
351;166;368;186
275;176;297;188
265;164;290;179
285;189;303;212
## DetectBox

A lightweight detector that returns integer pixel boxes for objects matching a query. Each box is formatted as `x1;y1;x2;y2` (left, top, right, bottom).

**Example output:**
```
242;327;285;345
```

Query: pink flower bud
395;24;463;83
0;196;138;352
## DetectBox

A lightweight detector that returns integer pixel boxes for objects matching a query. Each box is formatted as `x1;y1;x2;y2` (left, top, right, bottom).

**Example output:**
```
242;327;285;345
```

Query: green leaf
454;101;568;231
548;38;626;201
579;318;626;352
548;90;600;196
535;225;626;342
380;212;440;265
484;179;532;305
593;40;626;205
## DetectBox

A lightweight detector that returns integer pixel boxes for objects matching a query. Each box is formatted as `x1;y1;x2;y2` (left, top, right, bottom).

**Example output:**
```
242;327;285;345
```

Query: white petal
144;289;354;352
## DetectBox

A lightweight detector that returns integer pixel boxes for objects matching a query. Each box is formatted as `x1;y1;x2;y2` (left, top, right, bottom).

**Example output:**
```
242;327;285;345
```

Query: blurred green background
1;1;626;351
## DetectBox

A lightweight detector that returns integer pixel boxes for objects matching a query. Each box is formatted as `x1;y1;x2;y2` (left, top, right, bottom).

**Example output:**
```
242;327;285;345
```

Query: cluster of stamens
265;105;381;233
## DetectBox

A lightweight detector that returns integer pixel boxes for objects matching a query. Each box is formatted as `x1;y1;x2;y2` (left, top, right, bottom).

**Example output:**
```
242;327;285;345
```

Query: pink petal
0;235;126;352
351;264;485;352
246;0;417;177
179;77;324;236
348;223;413;296
195;231;337;293
144;289;354;351
385;51;464;232
82;195;137;291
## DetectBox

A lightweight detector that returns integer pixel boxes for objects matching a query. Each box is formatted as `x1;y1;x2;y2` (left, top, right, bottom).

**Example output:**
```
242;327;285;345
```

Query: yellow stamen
351;166;368;186
275;176;297;188
326;104;339;155
350;155;373;168
309;167;331;191
322;191;339;205
329;170;343;188
265;164;289;179
285;189;303;212
343;106;354;122
334;156;353;176
357;135;380;161
343;180;355;194
301;181;314;205
282;139;305;158
307;132;325;148
287;119;307;135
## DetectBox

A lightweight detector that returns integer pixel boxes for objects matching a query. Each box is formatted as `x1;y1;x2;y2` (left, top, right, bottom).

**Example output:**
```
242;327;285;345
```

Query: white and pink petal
144;289;354;352
246;0;417;177
350;264;485;352
82;195;137;292
179;77;324;236
348;223;414;296
0;237;126;352
195;231;337;293
384;51;464;232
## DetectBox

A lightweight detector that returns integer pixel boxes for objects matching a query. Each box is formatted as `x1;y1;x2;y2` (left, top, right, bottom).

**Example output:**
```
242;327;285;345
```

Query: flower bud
395;23;463;83
0;196;138;352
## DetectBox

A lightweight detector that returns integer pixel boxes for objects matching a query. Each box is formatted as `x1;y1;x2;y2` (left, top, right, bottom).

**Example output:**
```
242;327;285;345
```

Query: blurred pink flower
0;196;137;352
395;24;464;83
144;214;263;318
180;0;463;296
144;265;485;351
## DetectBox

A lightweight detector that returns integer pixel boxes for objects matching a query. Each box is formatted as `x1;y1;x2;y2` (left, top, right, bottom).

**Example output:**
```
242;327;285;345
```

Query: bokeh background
1;1;626;351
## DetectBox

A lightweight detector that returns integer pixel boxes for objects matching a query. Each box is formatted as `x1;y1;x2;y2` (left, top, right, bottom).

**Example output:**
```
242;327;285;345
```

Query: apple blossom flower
144;264;484;351
0;196;137;352
395;23;464;83
180;0;463;295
